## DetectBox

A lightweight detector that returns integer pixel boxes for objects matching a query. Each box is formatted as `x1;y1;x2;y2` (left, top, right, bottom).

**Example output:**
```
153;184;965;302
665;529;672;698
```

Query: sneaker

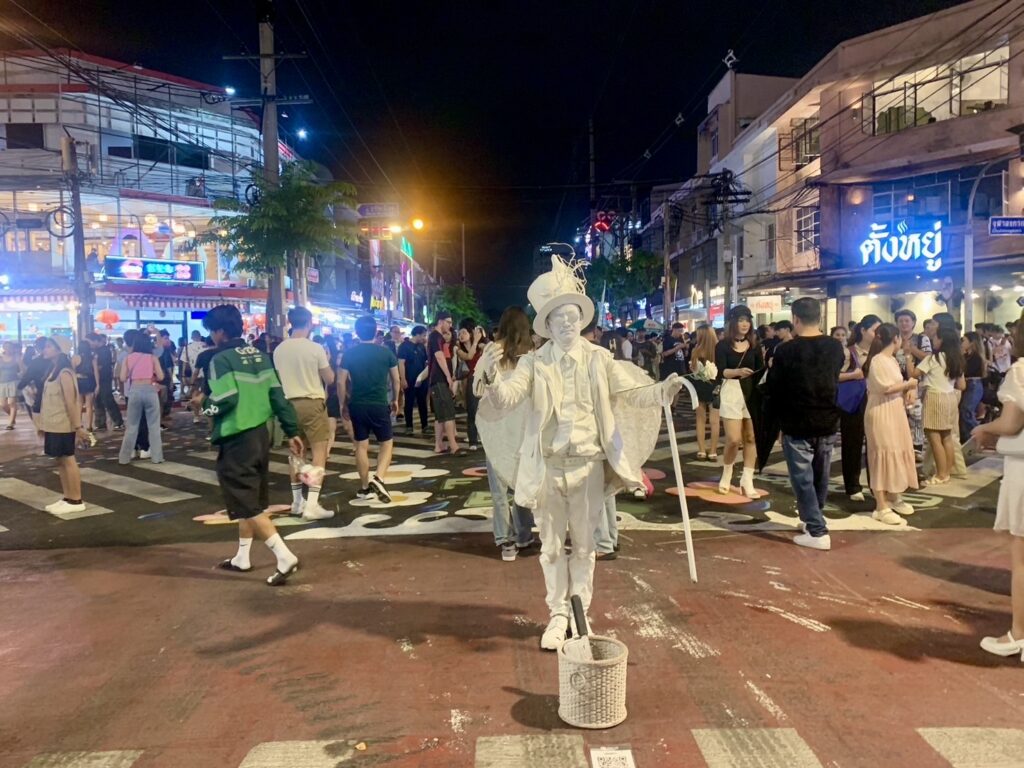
540;614;569;651
794;532;832;551
290;499;304;516
872;508;904;526
355;488;376;501
46;499;86;515
501;543;518;562
113;423;124;431
192;417;202;425
369;474;392;504
469;443;479;451
848;492;865;502
892;501;915;516
301;501;334;521
139;449;151;460
632;487;646;500
44;499;65;512
596;551;618;562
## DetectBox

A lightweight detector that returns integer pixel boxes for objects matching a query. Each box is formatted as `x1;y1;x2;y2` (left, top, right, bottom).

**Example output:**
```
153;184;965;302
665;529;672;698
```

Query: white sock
291;484;304;505
232;537;253;570
306;486;321;506
741;466;755;486
265;533;298;573
720;463;734;488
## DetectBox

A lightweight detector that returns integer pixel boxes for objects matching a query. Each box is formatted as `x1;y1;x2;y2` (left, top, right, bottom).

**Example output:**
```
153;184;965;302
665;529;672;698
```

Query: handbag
836;348;866;414
997;432;1024;457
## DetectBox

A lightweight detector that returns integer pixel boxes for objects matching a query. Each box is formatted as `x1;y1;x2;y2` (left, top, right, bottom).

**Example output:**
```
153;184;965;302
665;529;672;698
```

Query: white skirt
719;378;750;420
995;455;1024;537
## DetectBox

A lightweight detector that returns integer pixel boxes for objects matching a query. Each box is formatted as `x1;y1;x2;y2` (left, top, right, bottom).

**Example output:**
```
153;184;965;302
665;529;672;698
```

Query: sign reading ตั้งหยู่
103;257;205;284
859;220;943;272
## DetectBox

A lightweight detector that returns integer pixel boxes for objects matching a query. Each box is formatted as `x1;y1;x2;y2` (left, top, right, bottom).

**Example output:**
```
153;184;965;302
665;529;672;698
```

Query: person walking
911;327;966;486
715;305;764;497
862;323;919;525
339;315;400;503
39;336;91;515
765;298;845;550
971;315;1024;662
117;333;165;465
840;315;881;502
960;331;988;440
428;312;462;455
200;305;304;586
0;341;22;430
89;333;124;432
73;339;98;432
689;325;720;461
397;325;429;433
273;306;336;520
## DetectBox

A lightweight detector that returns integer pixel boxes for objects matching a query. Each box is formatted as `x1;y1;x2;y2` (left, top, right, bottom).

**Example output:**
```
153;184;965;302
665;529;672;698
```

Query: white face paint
546;303;583;351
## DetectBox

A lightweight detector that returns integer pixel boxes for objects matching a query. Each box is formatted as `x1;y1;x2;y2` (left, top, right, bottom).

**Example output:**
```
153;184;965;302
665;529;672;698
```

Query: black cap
728;304;752;321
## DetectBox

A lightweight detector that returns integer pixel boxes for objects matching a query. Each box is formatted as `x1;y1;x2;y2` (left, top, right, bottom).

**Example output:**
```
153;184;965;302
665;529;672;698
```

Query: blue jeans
781;433;835;538
118;385;163;464
487;461;535;546
959;379;983;440
594;494;618;554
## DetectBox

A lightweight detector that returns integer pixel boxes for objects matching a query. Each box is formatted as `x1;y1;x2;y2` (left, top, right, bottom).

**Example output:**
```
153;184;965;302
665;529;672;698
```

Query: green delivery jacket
202;339;299;444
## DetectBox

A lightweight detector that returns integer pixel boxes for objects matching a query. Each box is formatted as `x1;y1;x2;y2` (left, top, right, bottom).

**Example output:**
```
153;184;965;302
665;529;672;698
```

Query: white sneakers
301;501;334;521
892;501;915;516
500;543;518;562
540;614;569;650
139;449;151;460
44;499;86;515
980;631;1024;661
872;509;905;526
848;492;866;502
794;532;832;551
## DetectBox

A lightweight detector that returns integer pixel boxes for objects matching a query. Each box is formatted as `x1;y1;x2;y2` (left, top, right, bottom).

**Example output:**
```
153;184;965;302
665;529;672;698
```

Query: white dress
995;359;1024;537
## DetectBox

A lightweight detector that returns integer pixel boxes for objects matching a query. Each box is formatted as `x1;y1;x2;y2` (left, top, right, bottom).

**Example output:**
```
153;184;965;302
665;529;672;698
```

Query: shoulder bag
836;348;867;414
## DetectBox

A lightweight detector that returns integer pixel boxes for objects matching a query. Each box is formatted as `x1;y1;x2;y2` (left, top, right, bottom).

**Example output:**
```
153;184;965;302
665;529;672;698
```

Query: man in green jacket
202;305;304;586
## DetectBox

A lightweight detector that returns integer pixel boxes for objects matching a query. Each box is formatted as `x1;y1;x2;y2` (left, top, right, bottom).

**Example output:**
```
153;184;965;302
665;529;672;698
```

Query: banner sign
104;257;205;284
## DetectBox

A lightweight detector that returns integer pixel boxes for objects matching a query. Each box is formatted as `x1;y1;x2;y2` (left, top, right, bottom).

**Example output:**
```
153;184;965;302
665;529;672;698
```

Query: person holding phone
715;305;764;498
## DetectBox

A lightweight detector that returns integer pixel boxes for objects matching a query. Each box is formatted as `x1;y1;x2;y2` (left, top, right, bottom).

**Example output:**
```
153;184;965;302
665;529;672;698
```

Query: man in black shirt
89;333;124;430
397;325;429;432
766;297;845;552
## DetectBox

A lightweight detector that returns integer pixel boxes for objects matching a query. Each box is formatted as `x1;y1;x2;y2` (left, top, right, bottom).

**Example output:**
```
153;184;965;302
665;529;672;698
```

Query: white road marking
745;603;831;633
609;603;719;658
0;478;113;520
917;727;1024;767
744;680;788;721
132;461;219;486
0;522;8;533
914;456;1002;498
879;595;932;611
238;740;354;767
190;451;335;479
22;751;143;768
76;468;199;504
475;735;588;768
693;728;823;767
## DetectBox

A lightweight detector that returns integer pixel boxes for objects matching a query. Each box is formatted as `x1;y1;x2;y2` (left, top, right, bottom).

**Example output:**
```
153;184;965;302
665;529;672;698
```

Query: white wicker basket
557;635;628;729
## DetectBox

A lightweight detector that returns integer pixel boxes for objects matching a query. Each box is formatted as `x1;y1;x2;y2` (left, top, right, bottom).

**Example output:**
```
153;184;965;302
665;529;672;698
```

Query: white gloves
660;373;684;406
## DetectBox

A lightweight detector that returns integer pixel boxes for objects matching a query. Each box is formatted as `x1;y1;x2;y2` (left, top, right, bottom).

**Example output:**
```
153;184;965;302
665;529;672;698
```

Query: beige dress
995;360;1024;537
865;355;919;494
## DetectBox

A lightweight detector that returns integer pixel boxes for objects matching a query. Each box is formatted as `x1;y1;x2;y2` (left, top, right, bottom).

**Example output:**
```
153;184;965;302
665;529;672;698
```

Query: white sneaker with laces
47;499;86;515
540;614;569;650
301;501;334;521
139;449;151;460
794;532;831;551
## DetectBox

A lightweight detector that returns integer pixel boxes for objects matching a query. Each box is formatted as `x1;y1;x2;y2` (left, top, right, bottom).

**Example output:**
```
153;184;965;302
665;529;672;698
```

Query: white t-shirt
917;352;955;394
273;337;330;400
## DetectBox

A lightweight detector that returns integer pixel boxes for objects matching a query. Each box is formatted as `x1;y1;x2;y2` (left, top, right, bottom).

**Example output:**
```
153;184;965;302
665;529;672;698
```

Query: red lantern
96;309;120;329
252;313;266;328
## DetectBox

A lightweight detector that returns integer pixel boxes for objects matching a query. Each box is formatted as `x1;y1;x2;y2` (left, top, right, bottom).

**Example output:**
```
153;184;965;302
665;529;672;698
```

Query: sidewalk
2;528;1021;767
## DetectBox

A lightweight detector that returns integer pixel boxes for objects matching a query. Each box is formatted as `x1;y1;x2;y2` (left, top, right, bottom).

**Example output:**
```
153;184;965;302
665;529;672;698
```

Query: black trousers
839;399;866;496
94;378;123;429
135;408;150;451
465;383;479;444
404;383;428;430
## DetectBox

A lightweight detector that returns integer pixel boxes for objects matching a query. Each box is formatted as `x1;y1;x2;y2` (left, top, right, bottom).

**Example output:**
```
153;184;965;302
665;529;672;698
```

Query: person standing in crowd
830;326;848;344
960;332;988;440
183;331;207;401
117;332;165;465
384;325;403;355
39;336;91;514
273;306;336;520
764;321;793;367
73;339;98;432
428;312;462;455
322;335;344;452
398;325;429;434
766;298;845;550
187;335;214;425
862;323;919;525
89;333;124;432
894;310;929;458
476;307;537;562
911;326;966;485
689;325;720;461
455;320;487;451
660;322;687;380
156;330;176;425
201;305;303;586
0;341;22;430
990;325;1012;378
339;315;400;503
715;305;764;497
841;315;880;503
616;327;633;363
971;315;1024;661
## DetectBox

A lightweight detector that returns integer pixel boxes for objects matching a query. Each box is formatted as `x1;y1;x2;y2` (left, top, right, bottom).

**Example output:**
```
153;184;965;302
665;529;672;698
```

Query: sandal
266;561;300;586
696;451;707;461
923;476;950;486
708;453;718;461
218;559;252;573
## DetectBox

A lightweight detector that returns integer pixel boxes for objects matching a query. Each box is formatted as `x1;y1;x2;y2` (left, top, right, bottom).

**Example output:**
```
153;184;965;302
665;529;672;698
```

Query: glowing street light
411;218;425;231
389;224;403;234
297;128;308;140
224;86;236;96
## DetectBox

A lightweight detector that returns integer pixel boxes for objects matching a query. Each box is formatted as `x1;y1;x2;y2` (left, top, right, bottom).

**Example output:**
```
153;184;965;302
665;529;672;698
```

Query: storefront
0;289;77;344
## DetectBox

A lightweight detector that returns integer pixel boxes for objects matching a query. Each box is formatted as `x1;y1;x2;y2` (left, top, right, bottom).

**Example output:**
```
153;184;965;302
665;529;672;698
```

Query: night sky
7;0;963;315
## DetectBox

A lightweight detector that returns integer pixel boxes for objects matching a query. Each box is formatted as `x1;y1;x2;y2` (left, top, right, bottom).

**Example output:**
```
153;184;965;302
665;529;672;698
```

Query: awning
99;283;272;311
0;288;77;310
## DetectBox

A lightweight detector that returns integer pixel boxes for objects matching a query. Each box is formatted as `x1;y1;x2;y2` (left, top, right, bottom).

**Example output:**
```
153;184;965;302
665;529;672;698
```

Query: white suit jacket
481;340;665;509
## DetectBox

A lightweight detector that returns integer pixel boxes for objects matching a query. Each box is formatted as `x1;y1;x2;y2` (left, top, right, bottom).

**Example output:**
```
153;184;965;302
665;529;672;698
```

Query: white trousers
535;459;606;618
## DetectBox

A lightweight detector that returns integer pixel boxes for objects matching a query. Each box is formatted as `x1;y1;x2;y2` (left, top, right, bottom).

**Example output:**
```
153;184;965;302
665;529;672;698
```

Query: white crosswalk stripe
917;727;1024;767
692;728;824;768
76;468;200;504
131;460;220;486
0;477;113;520
21;751;142;767
475;735;587;768
191;452;337;478
238;740;354;766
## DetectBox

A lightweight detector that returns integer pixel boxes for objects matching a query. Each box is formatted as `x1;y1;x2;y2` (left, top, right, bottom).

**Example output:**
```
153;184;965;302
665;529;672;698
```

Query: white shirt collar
551;340;587;367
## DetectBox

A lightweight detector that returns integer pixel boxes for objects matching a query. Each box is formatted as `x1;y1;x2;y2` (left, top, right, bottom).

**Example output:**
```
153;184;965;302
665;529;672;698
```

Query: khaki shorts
290;397;330;444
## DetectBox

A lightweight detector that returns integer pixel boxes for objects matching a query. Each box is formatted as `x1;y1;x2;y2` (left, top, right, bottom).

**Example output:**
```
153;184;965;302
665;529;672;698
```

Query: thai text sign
104;257;204;284
859;220;943;272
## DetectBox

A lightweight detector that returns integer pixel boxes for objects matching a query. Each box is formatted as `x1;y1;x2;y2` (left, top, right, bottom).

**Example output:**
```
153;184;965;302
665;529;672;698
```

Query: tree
583;250;662;316
427;283;485;326
201;161;358;333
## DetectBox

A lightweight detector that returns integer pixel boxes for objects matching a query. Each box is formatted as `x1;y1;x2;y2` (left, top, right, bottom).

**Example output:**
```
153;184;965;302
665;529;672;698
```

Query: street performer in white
475;252;682;650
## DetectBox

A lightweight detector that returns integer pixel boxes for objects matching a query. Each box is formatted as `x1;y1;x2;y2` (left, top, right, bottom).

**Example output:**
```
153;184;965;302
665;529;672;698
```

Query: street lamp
297;128;308;140
412;218;425;231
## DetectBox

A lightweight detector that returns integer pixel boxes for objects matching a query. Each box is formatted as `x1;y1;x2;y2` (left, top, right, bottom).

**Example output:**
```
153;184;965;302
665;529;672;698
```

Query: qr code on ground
590;747;637;768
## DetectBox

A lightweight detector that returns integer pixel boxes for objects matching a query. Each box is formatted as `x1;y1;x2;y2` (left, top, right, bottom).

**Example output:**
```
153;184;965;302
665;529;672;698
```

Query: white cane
663;377;699;583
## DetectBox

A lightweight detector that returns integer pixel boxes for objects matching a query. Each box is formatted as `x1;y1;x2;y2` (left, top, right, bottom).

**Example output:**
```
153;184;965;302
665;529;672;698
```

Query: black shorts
691;378;717;405
77;376;96;395
215;426;269;520
44;432;76;458
326;391;341;419
349;403;393;442
430;382;457;422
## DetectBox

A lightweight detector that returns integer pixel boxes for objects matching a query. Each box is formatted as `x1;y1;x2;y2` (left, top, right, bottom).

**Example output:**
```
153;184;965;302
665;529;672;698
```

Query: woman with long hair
971;313;1024;662
73;339;98;432
689;325;720;461
839;314;881;502
910;326;966;485
714;305;764;497
455;319;487;450
476;306;536;561
960;331;988;440
117;332;165;464
862;323;920;525
0;341;22;430
39;337;91;514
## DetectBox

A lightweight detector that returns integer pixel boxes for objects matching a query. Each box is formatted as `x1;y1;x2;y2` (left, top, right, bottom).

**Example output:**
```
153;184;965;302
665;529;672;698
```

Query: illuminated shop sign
859;220;943;272
104;257;205;284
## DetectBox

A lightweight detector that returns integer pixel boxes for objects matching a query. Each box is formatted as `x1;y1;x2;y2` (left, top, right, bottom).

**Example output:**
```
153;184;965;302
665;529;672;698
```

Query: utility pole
61;135;92;341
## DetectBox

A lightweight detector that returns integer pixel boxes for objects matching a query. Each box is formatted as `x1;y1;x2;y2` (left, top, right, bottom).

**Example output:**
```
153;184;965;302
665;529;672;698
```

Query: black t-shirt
766;335;845;438
714;339;765;382
965;353;985;378
427;330;450;385
194;347;221;396
96;345;115;381
660;333;686;377
397;338;428;387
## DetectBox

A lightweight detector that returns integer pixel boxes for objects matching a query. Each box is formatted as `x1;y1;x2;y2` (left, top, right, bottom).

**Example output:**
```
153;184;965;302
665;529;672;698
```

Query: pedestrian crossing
16;728;1024;767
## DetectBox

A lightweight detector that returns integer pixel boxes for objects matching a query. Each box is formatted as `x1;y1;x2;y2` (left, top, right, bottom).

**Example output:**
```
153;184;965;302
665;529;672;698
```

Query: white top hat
527;252;595;337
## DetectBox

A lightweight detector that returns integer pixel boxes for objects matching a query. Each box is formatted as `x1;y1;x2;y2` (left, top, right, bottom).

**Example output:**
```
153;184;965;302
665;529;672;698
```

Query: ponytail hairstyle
963;331;988;370
851;314;883;348
937;327;965;380
862;322;898;377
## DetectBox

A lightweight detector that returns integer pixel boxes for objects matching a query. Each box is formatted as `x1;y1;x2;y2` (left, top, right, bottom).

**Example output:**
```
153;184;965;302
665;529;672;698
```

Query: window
134;135;210;170
765;222;777;262
791;117;820;167
795;206;819;253
5;123;44;149
872;180;951;226
710;127;719;160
